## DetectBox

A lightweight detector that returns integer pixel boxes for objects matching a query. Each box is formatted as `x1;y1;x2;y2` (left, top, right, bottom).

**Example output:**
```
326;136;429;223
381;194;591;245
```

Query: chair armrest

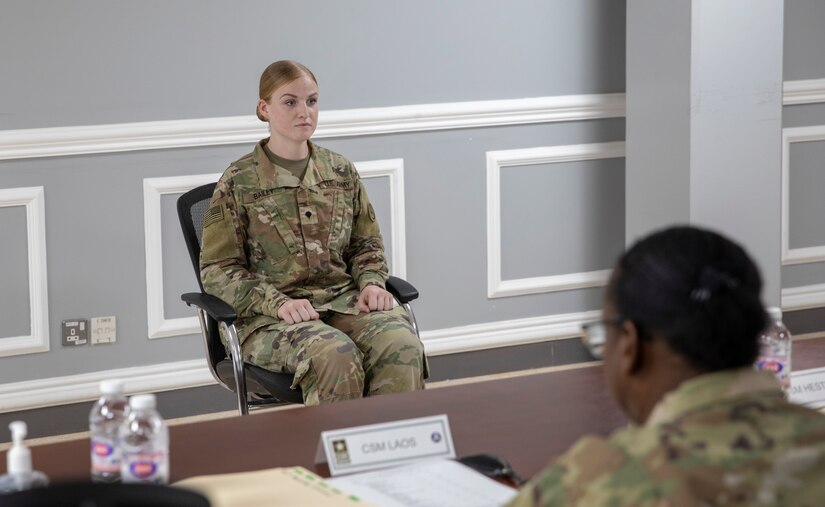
386;276;419;304
181;292;237;323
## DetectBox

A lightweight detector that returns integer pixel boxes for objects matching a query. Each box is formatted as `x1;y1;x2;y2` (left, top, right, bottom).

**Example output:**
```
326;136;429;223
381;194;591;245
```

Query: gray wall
0;0;626;387
0;1;624;130
1;0;823;422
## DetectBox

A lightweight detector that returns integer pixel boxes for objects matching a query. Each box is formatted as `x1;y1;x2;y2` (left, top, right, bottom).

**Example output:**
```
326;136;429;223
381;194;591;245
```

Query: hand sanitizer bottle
0;421;49;494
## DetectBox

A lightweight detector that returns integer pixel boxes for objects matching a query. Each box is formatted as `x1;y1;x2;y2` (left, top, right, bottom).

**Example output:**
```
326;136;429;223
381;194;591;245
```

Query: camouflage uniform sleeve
506;436;635;507
345;171;388;291
507;462;570;507
199;175;290;319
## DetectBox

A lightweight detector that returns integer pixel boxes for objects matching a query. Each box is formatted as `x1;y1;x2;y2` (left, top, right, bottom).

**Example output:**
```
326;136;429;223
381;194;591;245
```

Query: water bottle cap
766;306;783;321
129;394;157;410
99;379;124;395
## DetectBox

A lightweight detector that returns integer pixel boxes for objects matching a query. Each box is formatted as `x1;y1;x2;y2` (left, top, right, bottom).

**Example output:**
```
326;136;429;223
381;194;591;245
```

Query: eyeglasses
580;317;624;359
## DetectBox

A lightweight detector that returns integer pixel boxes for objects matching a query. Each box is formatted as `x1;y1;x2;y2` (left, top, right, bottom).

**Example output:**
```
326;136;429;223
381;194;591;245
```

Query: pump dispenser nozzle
7;421;31;477
0;421;49;493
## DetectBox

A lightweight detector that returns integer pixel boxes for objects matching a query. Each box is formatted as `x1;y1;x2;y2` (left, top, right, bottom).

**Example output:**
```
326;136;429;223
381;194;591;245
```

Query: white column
626;0;784;305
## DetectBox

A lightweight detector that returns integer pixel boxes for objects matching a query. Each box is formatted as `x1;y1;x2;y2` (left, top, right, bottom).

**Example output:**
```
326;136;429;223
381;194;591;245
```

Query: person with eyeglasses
507;226;825;506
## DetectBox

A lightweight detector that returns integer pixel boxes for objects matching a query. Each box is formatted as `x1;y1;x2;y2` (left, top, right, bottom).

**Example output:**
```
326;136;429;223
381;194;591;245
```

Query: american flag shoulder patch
203;205;224;228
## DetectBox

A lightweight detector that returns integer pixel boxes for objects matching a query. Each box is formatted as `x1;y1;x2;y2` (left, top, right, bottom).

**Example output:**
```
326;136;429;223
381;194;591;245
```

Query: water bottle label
756;355;791;392
130;461;157;479
122;452;168;484
91;438;120;473
756;359;785;374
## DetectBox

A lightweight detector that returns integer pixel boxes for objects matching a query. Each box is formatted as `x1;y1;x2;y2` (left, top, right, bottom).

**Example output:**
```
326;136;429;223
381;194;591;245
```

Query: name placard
316;414;455;476
790;367;825;409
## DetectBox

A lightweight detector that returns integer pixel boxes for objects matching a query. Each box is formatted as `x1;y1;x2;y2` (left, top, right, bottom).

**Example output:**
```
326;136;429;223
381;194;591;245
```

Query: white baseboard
782;283;825;311
0;359;214;414
421;310;600;356
0;311;598;414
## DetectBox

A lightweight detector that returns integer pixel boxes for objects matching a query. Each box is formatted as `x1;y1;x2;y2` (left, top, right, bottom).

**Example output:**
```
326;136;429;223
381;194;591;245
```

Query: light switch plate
91;316;117;345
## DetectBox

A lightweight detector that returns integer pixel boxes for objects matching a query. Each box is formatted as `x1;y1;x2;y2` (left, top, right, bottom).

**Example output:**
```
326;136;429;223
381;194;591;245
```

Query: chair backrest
176;182;228;368
176;182;217;293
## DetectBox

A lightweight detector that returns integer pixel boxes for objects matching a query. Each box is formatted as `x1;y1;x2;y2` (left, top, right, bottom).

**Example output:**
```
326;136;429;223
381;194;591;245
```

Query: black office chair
177;182;422;415
0;482;210;507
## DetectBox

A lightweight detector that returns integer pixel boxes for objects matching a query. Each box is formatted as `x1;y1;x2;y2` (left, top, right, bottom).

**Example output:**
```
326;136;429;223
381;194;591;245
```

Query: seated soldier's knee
307;341;366;403
364;329;426;395
372;327;423;359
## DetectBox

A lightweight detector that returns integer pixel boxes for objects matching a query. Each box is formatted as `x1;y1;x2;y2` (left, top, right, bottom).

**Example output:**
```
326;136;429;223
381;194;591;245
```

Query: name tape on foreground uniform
315;414;455;476
790;367;825;409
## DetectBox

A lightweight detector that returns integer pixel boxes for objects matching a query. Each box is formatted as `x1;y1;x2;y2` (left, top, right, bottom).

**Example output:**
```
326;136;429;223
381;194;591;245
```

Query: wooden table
3;336;822;484
2;364;624;483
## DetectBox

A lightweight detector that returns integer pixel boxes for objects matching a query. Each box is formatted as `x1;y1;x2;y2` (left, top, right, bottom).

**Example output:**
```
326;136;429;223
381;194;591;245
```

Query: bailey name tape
315;414;455;476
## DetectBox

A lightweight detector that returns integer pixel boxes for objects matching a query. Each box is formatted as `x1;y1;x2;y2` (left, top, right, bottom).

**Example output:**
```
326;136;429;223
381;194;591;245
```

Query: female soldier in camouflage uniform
509;226;825;506
200;60;426;405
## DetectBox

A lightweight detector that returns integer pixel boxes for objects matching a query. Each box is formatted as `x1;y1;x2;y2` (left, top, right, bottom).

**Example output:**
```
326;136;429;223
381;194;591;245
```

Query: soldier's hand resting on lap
277;299;320;324
358;285;393;313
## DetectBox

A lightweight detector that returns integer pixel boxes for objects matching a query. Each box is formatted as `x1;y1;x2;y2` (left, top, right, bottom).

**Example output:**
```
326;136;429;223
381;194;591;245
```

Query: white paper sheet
327;459;517;507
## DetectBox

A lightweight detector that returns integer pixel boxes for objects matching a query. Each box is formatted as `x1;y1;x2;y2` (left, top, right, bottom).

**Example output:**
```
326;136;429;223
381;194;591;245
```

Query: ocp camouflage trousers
241;306;427;405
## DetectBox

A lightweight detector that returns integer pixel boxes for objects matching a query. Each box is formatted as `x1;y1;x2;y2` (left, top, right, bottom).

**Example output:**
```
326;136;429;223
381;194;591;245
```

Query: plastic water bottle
89;379;129;483
119;394;169;484
755;306;792;392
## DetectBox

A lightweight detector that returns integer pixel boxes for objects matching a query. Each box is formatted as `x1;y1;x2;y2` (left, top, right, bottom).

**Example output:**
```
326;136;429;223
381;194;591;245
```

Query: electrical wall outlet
62;319;89;346
91;316;117;345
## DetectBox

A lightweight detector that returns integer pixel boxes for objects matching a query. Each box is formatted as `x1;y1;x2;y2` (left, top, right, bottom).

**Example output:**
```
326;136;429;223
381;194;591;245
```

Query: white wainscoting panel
0;187;49;357
143;174;222;339
143;161;407;340
781;126;825;266
486;142;625;298
354;159;408;280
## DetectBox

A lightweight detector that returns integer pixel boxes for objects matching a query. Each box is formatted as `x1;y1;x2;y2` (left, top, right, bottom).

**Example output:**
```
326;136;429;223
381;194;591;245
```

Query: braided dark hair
611;226;767;371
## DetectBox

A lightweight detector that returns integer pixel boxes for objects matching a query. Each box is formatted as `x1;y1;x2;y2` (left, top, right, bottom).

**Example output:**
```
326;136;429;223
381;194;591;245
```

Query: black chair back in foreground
0;482;210;507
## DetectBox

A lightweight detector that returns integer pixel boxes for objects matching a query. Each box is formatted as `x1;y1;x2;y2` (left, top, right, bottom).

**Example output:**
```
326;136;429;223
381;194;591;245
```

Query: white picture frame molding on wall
780;124;825;311
781;125;825;266
0;186;49;358
142;160;408;341
486;141;626;299
353;159;408;281
143;173;222;340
